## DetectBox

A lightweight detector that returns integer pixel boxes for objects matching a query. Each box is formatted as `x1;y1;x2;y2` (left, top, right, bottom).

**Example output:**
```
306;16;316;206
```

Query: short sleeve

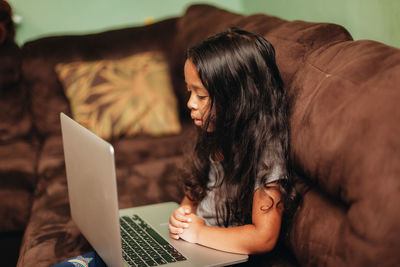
255;141;288;190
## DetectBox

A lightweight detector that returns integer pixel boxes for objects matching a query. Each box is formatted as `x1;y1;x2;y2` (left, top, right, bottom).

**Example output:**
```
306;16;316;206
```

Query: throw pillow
55;52;181;140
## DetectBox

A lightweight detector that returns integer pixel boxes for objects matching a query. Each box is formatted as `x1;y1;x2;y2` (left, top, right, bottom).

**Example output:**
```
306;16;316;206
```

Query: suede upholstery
288;40;400;266
0;4;399;267
0;27;36;233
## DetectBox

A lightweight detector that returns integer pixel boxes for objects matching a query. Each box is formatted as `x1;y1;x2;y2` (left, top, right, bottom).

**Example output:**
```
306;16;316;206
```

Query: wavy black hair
183;28;296;227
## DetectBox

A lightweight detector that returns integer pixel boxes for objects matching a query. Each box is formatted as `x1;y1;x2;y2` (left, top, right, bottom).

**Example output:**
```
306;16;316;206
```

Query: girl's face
184;59;214;131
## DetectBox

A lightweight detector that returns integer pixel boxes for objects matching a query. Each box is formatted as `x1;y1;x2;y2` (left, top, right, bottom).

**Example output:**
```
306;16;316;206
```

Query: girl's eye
198;95;207;100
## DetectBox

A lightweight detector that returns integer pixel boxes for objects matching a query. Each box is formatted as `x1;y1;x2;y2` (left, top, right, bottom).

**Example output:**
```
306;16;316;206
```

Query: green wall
242;0;400;48
8;0;400;48
8;0;243;45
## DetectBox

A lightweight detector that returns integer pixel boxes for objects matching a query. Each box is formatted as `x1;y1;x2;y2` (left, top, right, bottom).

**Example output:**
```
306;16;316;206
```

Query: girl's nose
187;94;198;110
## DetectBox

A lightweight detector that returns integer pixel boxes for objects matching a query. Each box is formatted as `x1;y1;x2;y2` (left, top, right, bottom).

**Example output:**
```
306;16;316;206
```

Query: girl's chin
193;119;203;126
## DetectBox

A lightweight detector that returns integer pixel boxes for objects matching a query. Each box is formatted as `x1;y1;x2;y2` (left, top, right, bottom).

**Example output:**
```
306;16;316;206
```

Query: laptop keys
120;215;187;266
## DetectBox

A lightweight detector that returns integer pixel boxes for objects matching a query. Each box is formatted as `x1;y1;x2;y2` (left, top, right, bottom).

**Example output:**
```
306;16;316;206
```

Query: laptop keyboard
120;214;187;266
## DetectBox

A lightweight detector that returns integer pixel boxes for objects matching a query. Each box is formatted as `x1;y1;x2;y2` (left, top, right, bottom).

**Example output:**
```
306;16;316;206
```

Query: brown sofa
0;4;399;267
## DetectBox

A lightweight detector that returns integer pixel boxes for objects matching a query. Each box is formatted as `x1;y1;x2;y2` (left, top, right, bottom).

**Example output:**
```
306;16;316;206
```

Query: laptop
60;113;248;267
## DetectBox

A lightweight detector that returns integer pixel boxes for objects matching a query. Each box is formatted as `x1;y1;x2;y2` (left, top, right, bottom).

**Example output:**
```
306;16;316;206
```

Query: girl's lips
193;118;202;126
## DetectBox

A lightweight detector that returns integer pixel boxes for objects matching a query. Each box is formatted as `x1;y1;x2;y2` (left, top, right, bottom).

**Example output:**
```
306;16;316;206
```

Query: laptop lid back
60;112;124;267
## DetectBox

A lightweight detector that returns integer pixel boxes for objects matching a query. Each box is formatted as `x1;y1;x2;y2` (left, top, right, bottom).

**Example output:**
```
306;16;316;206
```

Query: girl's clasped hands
168;206;205;243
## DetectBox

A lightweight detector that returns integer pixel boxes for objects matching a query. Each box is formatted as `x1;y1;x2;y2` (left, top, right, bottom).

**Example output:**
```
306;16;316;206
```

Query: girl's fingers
182;206;192;215
169;216;190;229
170;234;180;240
173;207;192;223
168;224;185;238
168;206;193;239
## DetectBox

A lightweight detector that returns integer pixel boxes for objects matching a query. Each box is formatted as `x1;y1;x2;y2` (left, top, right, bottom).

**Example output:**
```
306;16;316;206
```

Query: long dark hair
183;28;295;227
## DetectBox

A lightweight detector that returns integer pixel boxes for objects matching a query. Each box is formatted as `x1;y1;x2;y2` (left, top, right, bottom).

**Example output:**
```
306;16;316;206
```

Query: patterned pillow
55;52;181;140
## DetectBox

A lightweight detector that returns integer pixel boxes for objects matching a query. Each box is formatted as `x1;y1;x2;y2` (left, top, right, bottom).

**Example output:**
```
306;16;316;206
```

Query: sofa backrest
22;18;179;137
177;4;400;266
174;4;352;102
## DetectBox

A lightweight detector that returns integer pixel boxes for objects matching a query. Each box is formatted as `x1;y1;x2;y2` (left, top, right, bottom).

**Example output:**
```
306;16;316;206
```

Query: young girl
168;28;294;255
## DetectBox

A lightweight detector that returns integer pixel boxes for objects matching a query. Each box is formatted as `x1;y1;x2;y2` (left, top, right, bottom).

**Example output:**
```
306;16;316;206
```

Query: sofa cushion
22;18;179;137
0;141;37;232
18;155;187;266
288;40;400;266
265;20;352;89
176;4;288;50
18;123;193;266
16;166;92;267
36;122;194;176
55;51;181;140
18;141;188;266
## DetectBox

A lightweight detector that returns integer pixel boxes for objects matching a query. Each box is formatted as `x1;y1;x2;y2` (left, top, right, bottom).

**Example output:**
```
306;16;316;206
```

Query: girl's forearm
196;224;279;255
181;187;283;254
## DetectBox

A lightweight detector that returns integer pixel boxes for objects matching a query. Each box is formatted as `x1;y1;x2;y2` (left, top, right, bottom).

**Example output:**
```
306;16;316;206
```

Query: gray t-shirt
196;144;287;227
